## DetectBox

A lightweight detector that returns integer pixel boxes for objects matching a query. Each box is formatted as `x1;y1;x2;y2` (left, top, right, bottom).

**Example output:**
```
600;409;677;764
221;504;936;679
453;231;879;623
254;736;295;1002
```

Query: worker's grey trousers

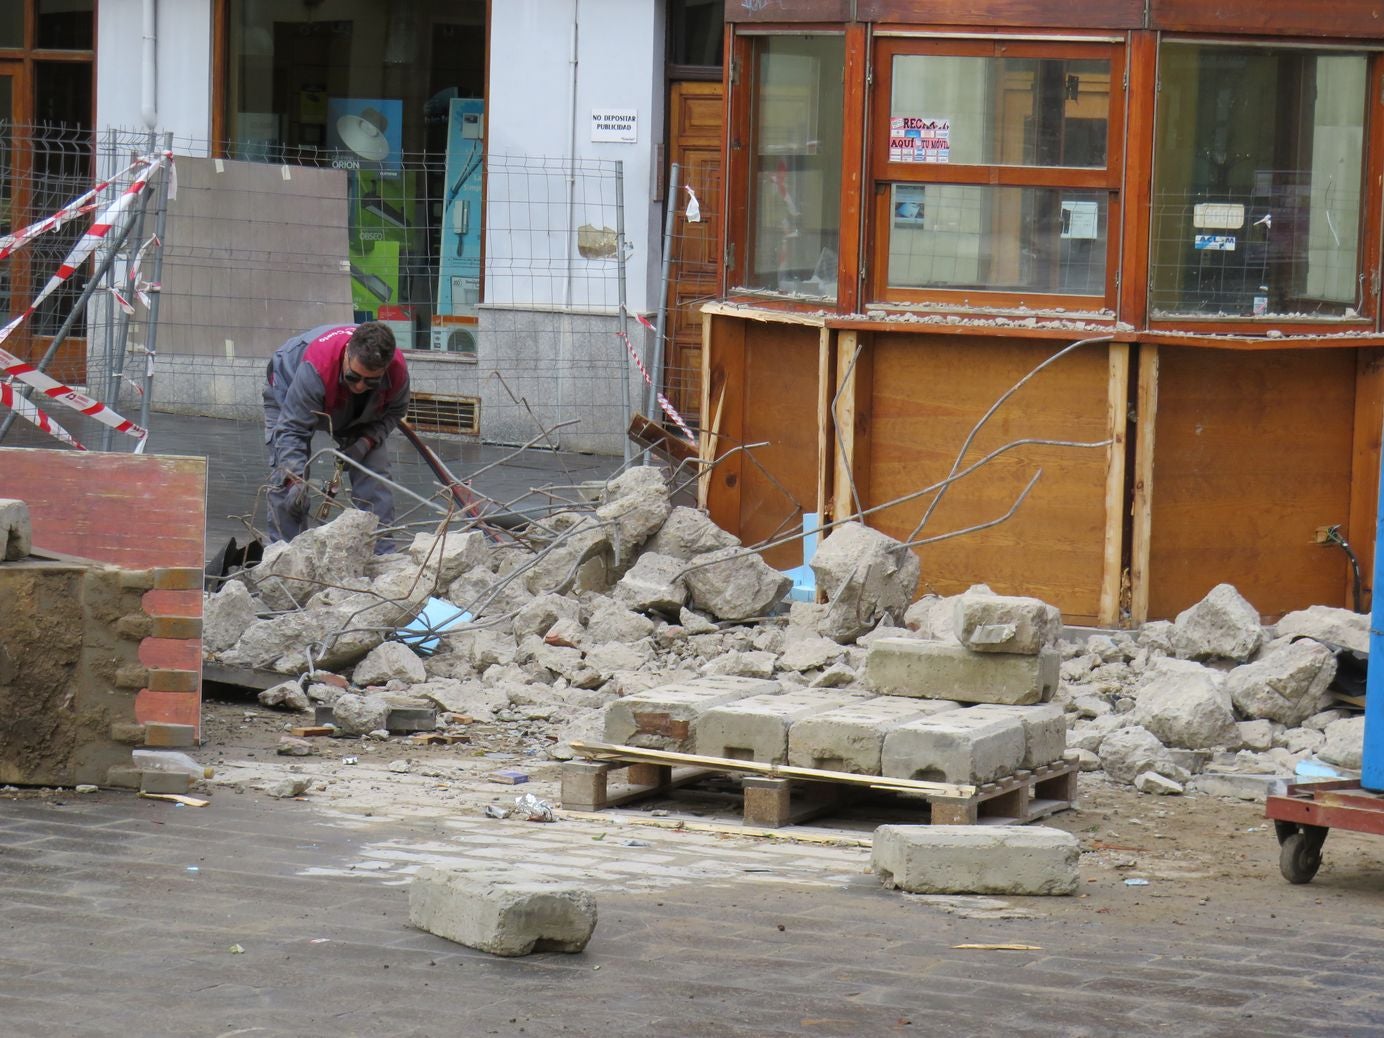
263;414;397;551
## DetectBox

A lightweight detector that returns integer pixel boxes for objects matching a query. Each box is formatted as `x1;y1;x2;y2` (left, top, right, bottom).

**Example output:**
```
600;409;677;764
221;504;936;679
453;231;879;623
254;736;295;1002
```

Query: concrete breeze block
873;824;1079;895
0;498;32;560
953;593;1063;654
880;707;1026;784
864;638;1059;705
602;676;780;752
409;867;597;956
786;696;960;775
962;703;1068;769
695;690;858;764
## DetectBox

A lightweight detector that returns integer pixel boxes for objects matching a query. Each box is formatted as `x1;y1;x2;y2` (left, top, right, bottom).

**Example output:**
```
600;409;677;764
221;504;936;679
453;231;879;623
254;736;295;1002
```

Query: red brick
144;589;203;616
139;637;202;671
135;690;200;732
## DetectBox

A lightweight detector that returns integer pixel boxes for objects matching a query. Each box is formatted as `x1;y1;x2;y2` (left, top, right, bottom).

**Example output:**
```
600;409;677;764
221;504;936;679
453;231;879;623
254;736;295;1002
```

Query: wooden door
664;79;723;427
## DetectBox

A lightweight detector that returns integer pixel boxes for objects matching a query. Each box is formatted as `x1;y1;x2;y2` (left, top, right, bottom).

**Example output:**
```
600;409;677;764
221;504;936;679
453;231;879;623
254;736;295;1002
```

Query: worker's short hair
347;321;396;370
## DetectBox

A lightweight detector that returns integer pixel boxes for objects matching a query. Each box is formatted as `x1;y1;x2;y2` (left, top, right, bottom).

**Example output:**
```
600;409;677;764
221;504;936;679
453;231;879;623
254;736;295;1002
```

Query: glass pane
887;184;1107;295
745;35;845;298
891;55;1109;168
37;0;93;50
670;0;724;67
1150;45;1366;319
0;6;22;48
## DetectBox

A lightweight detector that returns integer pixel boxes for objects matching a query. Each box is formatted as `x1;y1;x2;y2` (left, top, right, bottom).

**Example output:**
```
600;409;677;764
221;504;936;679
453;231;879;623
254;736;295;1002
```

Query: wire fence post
614;159;632;465
137;130;174;440
645;161;680;441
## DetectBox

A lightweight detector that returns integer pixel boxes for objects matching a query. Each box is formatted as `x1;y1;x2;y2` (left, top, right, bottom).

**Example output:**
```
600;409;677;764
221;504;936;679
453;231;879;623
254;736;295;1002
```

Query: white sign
591;108;638;143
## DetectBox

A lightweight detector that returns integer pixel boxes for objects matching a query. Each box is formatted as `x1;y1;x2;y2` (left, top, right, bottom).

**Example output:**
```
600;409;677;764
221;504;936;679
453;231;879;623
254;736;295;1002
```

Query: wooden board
1146;347;1356;620
1150;0;1384;36
860;335;1113;624
859;0;1143;27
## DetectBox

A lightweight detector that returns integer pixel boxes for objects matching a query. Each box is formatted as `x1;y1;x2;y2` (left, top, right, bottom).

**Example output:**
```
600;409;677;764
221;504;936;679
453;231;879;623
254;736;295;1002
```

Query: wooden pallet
563;742;1078;829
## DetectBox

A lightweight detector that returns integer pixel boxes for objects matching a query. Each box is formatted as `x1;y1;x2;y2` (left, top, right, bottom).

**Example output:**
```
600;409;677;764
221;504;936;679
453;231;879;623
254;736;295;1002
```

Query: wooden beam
1348;348;1384;612
725;0;851;22
701;300;827;326
816;326;833;529
1099;342;1131;626
1150;0;1384;37
832;329;872;526
1117;31;1156;329
698;312;724;510
1129;344;1159;624
859;0;1144;28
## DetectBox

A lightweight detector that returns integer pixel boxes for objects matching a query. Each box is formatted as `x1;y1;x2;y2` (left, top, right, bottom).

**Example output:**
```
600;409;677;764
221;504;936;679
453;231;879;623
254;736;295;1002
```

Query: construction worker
262;321;410;550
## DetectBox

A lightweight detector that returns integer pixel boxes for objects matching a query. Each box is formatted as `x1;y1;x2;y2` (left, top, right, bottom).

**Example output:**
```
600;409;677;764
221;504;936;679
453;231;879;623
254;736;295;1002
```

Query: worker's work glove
285;476;311;520
340;436;374;464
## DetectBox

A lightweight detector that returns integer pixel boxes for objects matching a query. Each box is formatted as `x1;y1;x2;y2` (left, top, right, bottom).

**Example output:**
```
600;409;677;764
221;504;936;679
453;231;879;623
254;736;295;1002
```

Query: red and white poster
889;116;951;164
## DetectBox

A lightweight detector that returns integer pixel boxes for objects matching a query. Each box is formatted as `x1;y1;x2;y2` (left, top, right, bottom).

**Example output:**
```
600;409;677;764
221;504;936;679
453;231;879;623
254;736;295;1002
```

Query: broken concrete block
953;593;1062;655
140;770;193;795
1132;659;1236;750
1235;719;1276;753
264;776;312;798
203;580;259;654
677;606;718;635
873;825;1079;895
880;706;1025;784
903;595;956;640
613;552;687;616
604;676;780;752
353;641;427;687
512;593;582;641
682;546;791;622
406;528;488;586
1319;715;1367;770
807;522;920;642
332;692;391;736
249;508;378;611
702;650;776;680
596;481;671;567
1224;639;1336;728
410;867;597;956
864;638;1059;705
1097;725;1178;785
962;703;1067;769
0;499;32;560
525;514;612;596
1134;771;1184;795
1171;583;1264;662
695;690;856;763
413;677;509;722
1274;604;1369;655
644;505;739;560
778;633;848;674
583;640;647;679
787;696;957;774
1187;771;1287;801
585;600;656;644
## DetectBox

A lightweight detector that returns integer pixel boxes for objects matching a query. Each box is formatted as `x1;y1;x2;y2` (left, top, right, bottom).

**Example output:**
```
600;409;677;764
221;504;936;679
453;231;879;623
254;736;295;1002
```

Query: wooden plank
1146;347;1356;621
726;0;851;22
1130;344;1158;625
1100;343;1131;626
1138;332;1384;351
1117;32;1157;329
859;0;1144;27
1347;348;1384;611
569;740;976;799
836;23;868;314
832;329;872;525
860;335;1111;623
817;326;833;529
701;300;827;327
704;317;746;535
1150;0;1384;36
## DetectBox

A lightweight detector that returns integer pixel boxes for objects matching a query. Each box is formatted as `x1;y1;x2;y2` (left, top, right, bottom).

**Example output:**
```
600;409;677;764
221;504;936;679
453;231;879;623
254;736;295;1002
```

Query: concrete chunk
602;676;779;752
873;825;1079;895
409;867;596;956
787;697;959;774
962;703;1067;769
695;690;857;764
682;547;791;622
0;499;32;560
952;593;1062;654
864;638;1059;705
880;707;1026;784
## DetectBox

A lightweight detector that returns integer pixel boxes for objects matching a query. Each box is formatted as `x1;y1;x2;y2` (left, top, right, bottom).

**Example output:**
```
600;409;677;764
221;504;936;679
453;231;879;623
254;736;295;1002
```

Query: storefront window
225;0;486;350
37;0;93;50
1149;44;1367;320
872;40;1121;307
744;35;844;300
0;7;22;49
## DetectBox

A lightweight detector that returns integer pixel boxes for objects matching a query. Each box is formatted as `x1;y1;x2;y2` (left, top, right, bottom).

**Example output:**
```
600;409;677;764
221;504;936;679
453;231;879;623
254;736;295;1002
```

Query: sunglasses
342;366;383;388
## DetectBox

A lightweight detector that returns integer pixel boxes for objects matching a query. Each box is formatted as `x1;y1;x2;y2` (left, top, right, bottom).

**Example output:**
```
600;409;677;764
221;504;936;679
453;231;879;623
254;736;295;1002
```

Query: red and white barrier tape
616;317;697;446
0;380;84;450
0;152;169;445
0;154;145;263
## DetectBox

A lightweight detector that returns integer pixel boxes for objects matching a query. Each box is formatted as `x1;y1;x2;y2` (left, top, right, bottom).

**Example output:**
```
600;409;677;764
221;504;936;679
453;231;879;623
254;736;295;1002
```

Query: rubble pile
204;470;1369;802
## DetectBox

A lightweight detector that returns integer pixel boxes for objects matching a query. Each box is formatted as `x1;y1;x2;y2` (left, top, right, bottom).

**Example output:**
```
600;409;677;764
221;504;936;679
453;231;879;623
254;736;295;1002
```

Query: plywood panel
864;337;1113;623
739;323;822;570
1147;348;1356;620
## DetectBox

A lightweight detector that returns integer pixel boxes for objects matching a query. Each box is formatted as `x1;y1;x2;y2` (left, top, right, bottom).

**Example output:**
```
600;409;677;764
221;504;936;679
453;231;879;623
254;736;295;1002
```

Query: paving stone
873;824;1079;895
409;866;597;956
864;638;1059;705
880;706;1026;784
602;676;780;752
786;697;958;774
695;690;858;764
962;703;1067;769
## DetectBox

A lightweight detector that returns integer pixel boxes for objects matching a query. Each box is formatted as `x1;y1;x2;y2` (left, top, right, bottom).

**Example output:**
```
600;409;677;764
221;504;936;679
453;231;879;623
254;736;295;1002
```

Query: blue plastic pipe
1362;448;1384;791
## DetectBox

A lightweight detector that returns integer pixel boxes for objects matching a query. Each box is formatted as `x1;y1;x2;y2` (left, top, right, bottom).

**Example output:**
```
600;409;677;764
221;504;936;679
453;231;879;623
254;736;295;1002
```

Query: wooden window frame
866;34;1125;313
1143;36;1384;336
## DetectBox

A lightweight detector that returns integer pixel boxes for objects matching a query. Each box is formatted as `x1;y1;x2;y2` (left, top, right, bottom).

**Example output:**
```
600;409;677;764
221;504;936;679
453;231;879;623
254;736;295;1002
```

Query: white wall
96;0;214;149
487;0;665;315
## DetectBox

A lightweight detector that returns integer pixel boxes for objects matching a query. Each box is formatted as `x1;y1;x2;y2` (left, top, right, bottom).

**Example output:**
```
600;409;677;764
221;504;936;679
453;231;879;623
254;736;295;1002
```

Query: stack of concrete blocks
865;592;1067;788
0;497;204;792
